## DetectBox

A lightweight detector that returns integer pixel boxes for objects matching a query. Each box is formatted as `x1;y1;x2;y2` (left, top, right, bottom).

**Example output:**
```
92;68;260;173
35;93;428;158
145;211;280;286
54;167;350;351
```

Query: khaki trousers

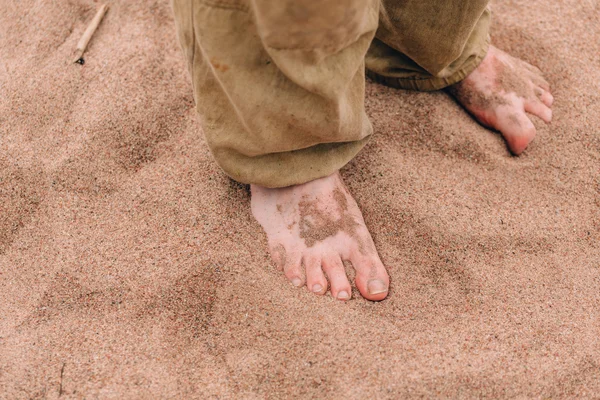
172;0;491;187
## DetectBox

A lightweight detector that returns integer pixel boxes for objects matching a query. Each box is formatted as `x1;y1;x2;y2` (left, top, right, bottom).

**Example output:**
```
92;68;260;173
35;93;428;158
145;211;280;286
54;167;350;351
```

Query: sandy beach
1;0;599;398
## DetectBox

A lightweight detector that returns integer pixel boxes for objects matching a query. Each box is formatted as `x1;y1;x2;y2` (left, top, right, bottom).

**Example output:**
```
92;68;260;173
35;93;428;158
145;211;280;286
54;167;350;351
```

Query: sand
1;0;599;398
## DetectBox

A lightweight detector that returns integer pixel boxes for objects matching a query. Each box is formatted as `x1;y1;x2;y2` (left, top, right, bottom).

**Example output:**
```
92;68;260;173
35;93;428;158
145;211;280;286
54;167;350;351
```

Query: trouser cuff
366;35;490;92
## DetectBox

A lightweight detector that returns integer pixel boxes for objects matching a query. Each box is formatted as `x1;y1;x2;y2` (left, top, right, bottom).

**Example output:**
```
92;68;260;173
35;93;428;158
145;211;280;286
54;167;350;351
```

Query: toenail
291;278;302;287
368;280;388;295
337;290;349;300
312;284;323;293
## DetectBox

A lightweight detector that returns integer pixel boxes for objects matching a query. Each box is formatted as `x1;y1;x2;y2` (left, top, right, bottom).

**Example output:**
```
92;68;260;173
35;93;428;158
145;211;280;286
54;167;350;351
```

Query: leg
366;1;553;155
172;0;390;300
172;0;374;188
367;0;492;91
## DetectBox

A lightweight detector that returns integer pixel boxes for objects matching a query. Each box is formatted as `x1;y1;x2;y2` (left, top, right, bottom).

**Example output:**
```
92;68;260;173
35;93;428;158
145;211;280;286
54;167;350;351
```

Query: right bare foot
251;172;390;301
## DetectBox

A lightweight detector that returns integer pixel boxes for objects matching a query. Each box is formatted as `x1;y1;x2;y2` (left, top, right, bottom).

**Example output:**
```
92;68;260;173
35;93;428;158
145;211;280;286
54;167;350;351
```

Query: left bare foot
447;45;554;155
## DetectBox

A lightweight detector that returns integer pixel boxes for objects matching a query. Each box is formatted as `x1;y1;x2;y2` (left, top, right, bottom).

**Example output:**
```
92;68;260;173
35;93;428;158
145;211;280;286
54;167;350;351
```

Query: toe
525;99;553;123
516;57;543;76
530;74;550;91
526;64;543;76
322;254;352;301
269;243;287;271
304;253;327;295
349;251;390;301
282;251;304;288
537;88;554;107
498;111;537;155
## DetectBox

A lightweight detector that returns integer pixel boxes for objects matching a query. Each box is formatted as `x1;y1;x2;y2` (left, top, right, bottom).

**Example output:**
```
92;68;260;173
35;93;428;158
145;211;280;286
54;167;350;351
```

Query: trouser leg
172;0;379;188
366;0;491;91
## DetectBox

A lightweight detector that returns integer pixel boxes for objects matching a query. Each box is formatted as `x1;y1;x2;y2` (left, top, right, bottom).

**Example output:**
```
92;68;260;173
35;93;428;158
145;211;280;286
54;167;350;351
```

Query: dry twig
73;4;109;63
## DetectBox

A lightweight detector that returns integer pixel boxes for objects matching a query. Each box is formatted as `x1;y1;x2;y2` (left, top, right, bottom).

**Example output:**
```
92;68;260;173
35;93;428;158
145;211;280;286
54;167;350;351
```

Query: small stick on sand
72;4;109;64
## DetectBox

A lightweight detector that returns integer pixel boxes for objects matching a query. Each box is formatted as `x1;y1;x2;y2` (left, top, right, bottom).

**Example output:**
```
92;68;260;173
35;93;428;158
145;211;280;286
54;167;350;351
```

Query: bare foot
251;172;390;301
447;45;554;155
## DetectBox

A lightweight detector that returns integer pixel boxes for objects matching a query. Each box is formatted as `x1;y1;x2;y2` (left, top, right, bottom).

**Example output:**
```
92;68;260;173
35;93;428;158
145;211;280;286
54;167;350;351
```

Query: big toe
350;252;390;301
498;112;537;155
